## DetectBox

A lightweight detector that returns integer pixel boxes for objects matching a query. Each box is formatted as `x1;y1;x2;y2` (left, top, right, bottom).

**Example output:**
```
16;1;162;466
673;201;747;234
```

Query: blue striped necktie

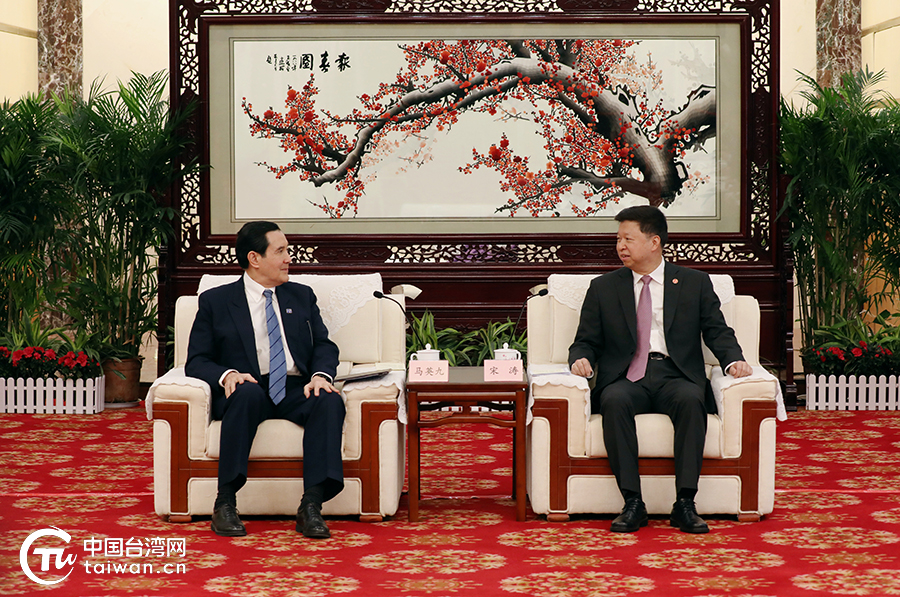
263;289;286;405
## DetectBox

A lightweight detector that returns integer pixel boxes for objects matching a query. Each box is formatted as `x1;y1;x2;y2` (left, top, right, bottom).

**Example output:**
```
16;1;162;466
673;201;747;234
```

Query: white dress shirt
242;273;298;377
631;260;738;375
631;260;669;357
218;273;338;388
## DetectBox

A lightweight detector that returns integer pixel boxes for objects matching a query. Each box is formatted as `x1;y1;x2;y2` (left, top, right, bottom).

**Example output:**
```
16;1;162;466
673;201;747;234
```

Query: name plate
484;359;524;382
408;361;449;382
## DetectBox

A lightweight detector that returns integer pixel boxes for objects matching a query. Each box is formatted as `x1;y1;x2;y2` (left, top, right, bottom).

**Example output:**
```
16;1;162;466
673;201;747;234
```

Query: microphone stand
510;288;549;354
373;291;428;359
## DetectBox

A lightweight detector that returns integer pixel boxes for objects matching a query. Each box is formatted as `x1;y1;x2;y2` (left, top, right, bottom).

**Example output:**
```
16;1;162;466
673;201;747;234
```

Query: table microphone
510;288;549;350
373;290;428;355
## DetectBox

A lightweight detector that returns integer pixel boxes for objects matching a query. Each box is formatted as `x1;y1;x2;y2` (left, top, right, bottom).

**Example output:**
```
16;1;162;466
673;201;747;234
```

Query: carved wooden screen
165;0;790;399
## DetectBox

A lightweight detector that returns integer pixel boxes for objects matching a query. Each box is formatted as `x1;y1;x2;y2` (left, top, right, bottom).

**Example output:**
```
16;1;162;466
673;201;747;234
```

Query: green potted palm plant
780;68;900;407
0;93;74;337
0;94;107;411
50;71;198;404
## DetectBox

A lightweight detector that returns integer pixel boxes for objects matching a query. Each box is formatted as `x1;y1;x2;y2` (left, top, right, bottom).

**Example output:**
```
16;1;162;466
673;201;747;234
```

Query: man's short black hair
236;221;281;269
615;205;668;246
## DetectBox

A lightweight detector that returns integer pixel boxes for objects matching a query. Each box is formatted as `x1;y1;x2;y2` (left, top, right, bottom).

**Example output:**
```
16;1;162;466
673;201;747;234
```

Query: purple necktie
627;275;653;382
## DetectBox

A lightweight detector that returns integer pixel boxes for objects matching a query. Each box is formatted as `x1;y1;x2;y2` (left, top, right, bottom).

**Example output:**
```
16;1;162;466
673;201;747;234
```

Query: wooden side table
406;366;528;522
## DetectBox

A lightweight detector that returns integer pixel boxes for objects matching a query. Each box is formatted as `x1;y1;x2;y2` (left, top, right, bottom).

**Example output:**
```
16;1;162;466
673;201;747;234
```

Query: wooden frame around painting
172;3;781;269
206;20;743;237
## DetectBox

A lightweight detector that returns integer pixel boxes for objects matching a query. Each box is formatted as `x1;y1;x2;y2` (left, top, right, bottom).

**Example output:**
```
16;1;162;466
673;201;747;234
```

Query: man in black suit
569;206;752;533
185;221;344;539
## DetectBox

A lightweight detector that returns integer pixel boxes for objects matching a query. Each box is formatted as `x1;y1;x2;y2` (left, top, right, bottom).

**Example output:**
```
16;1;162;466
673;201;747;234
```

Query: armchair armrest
340;369;406;460
146;368;211;416
147;367;212;461
710;365;784;459
528;366;591;458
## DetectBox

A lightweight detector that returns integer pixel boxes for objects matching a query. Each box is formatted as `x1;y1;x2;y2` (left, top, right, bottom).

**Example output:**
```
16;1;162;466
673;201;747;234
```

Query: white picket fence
806;374;899;410
0;376;105;414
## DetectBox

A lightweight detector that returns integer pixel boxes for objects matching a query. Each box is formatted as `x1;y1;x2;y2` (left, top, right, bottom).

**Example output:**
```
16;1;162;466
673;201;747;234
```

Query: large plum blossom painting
219;26;738;234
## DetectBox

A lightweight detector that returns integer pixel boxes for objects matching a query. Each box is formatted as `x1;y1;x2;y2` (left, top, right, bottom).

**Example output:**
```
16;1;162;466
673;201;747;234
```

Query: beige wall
781;0;817;104
864;0;900;349
0;1;38;101
862;0;900;97
83;0;168;94
778;0;900;102
0;1;168;101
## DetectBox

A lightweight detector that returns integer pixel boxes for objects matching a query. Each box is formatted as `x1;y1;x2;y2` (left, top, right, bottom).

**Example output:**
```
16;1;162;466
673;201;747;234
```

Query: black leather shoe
211;503;247;537
297;501;331;539
610;497;648;533
670;498;710;533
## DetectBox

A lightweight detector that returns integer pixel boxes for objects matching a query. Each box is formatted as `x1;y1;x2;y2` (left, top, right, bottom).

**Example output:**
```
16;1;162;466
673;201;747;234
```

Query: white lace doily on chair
292;274;382;335
197;273;382;336
547;272;734;310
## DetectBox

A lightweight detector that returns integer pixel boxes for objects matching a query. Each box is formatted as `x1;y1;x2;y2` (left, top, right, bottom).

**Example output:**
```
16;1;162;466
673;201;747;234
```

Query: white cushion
587;414;723;458
206;419;303;459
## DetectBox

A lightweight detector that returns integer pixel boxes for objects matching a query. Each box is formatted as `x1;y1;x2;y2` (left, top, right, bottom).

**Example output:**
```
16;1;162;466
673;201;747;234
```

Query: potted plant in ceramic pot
50;71;198;405
780;68;900;407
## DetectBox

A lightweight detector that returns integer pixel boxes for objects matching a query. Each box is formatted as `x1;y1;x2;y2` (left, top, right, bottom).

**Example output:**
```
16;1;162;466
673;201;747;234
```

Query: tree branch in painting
242;39;715;218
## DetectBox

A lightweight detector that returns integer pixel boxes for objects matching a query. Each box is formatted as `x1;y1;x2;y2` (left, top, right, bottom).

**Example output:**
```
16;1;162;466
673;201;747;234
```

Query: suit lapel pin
672;279;679;284
286;308;293;314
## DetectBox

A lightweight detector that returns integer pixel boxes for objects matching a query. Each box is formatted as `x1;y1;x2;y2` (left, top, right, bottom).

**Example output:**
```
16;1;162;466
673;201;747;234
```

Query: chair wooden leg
167;515;193;523
546;513;570;522
737;513;762;522
359;514;384;522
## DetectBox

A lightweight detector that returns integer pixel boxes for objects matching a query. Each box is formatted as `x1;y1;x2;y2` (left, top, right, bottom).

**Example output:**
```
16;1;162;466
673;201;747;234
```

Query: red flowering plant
801;312;900;377
6;346;60;379
803;342;898;377
0;345;102;380
55;350;103;380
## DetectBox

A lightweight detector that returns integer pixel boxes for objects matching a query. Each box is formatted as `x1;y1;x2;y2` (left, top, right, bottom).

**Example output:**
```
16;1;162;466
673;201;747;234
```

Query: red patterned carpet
2;408;900;596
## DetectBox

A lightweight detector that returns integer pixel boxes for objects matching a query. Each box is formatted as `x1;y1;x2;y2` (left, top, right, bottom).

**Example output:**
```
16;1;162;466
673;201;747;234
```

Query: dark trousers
593;357;707;497
212;375;346;502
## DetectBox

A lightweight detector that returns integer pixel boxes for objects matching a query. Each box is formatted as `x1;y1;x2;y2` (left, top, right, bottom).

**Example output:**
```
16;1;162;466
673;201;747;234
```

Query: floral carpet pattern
1;408;900;596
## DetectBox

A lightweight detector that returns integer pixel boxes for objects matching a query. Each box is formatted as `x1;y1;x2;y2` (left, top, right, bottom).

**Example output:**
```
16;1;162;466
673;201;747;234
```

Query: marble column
816;0;861;88
38;0;82;96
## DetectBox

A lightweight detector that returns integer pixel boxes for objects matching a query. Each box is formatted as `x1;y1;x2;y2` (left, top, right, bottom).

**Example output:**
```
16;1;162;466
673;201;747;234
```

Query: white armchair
147;274;409;522
526;274;783;522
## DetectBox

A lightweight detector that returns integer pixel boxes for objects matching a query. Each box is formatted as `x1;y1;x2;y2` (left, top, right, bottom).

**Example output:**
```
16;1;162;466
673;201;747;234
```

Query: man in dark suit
186;221;344;539
569;206;752;533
